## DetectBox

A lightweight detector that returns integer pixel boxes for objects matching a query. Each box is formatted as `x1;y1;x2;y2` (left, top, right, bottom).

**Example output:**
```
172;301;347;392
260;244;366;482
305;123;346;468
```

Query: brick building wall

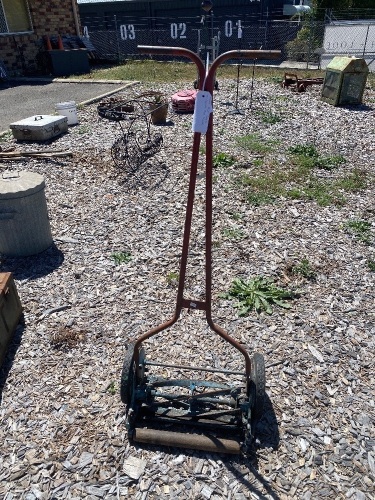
0;0;81;76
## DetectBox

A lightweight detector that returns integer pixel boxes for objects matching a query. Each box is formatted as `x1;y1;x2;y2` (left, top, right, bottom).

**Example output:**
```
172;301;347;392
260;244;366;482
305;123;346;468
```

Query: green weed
257;110;282;124
238;164;368;207
291;258;317;280
166;271;179;284
222;227;244;240
213;152;236;168
367;259;375;271
111;251;132;265
316;155;346;171
334;169;367;192
253;158;264;167
288;144;346;171
106;381;116;395
344;219;372;244
0;131;12;142
221;277;297;315
288;144;318;158
303;181;346;207
247;192;276;206
235;134;278;154
228;211;242;221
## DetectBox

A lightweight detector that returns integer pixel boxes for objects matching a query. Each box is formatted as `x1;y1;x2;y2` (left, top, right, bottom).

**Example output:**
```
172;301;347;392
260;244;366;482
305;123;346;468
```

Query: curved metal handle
134;45;282;377
206;49;281;91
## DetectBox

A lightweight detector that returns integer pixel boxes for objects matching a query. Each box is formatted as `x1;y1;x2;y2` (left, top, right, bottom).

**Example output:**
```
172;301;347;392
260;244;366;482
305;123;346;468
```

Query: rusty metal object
133;428;242;454
282;72;324;92
111;131;163;170
99;93;167;172
97;97;135;121
121;46;281;454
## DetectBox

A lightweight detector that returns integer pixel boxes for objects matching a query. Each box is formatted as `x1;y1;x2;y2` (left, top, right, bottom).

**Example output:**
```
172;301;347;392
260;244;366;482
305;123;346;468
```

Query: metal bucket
0;171;53;257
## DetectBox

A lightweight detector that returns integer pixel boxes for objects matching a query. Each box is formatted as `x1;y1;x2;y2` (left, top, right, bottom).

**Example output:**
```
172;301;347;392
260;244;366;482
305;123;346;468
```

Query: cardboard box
10;115;68;141
0;272;22;366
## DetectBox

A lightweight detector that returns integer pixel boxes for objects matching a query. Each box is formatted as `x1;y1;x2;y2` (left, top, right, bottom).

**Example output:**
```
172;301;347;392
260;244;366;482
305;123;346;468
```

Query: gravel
0;74;374;499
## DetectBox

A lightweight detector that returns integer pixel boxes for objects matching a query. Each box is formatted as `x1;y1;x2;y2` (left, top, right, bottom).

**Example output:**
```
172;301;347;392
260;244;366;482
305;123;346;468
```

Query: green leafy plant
150;91;165;104
291;258;316;280
367;260;375;272
285;21;322;63
0;131;12;142
106;381;116;395
334;169;366;192
303;180;346;207
247;191;276;206
228;211;242;221
344;220;372;244
288;144;346;171
221;277;297;315
166;271;179;284
111;251;132;265
235;134;278;154
268;76;283;85
213;152;236;168
316;155;346;171
222;227;244;240
257;110;282;124
288;144;318;158
253;158;264;167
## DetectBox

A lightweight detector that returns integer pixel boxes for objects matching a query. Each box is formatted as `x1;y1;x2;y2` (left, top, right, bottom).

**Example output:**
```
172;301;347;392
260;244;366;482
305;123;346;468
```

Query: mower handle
137;45;281;91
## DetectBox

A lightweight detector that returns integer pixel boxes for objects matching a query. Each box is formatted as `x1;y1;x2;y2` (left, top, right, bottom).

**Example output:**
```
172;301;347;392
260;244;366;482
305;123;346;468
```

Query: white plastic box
10;115;68;141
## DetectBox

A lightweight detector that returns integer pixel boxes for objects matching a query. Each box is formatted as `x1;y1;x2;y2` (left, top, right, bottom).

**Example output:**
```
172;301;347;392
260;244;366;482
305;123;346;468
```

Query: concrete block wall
0;0;81;76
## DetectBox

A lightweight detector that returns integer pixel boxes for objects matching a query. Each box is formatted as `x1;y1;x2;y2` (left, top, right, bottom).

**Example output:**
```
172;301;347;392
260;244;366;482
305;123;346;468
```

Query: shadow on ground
0;243;64;280
125;392;280;498
0;320;25;404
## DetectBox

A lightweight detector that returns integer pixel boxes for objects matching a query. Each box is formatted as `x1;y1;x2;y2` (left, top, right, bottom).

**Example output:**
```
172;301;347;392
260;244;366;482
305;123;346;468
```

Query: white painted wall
321;23;375;71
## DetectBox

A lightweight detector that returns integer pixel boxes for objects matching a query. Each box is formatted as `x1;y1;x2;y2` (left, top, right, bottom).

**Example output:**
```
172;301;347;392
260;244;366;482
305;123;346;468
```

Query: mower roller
121;45;281;454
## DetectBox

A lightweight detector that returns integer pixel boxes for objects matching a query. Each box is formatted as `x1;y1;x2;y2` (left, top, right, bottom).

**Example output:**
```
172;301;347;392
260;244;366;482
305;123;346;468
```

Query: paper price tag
192;90;213;134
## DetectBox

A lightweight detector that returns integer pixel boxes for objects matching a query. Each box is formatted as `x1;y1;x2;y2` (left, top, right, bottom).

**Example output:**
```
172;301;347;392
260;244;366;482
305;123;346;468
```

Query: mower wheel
120;342;135;405
250;352;266;421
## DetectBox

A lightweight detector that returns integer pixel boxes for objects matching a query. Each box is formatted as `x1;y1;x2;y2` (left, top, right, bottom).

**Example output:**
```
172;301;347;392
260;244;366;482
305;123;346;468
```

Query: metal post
114;15;121;64
362;25;370;58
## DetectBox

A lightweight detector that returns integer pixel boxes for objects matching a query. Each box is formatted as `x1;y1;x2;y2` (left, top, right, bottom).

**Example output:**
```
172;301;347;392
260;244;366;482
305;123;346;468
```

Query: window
0;0;32;34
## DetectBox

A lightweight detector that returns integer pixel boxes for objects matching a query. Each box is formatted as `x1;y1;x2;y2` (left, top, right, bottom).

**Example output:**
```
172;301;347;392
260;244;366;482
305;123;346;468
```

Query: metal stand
228;24;245;116
228;62;245;116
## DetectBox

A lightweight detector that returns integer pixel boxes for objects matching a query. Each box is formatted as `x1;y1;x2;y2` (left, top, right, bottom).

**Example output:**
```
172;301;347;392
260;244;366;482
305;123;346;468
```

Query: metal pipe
71;0;81;36
152;392;236;406
203;49;281;377
133;428;241;454
145;360;244;376
133;46;281;377
133;45;207;367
